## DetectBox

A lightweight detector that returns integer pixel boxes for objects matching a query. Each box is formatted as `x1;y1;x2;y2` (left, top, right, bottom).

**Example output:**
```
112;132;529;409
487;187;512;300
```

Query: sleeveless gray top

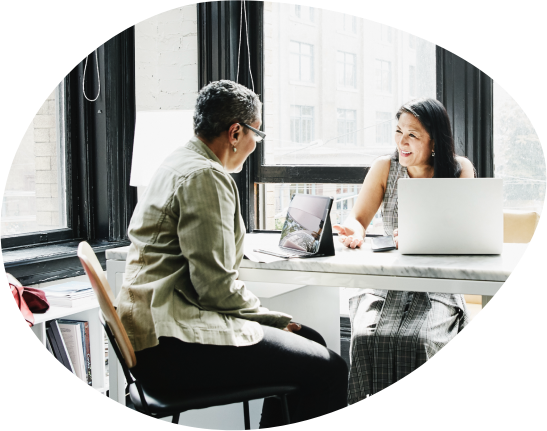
381;158;408;235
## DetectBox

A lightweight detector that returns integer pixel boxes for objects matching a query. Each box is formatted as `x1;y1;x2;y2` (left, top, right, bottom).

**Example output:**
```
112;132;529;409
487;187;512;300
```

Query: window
2;85;66;237
2;29;137;285
197;2;512;324
337;109;357;145
375;59;391;93
341;14;356;33
291;5;314;23
380;24;393;44
290;105;314;144
337;51;356;88
375;112;393;145
290;41;314;82
493;82;545;214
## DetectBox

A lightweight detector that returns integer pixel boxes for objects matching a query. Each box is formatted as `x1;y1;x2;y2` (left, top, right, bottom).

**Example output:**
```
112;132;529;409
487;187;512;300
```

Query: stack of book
46;319;92;386
41;281;95;307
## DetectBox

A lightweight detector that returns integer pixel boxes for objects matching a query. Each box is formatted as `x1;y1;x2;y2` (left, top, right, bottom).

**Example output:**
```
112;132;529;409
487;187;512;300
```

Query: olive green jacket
116;136;292;352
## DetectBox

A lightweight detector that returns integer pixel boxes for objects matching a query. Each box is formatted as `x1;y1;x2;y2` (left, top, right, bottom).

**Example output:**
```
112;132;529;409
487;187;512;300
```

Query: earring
431;151;435;157
233;146;237;153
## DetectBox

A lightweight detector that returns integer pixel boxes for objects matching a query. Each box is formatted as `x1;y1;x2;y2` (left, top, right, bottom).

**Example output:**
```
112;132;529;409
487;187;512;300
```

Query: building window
290;105;314;144
376;112;393;145
337;109;357;145
291;4;314;23
381;24;393;44
341;14;356;33
337;51;356;88
409;65;416;96
375;59;391;93
290;41;314;82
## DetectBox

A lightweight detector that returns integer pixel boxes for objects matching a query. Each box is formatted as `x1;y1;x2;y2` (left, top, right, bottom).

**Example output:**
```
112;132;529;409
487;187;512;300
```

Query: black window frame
2;27;137;285
198;1;493;231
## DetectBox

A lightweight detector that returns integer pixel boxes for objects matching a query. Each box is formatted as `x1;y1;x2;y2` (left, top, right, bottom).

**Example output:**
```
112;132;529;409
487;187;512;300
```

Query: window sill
2;239;131;285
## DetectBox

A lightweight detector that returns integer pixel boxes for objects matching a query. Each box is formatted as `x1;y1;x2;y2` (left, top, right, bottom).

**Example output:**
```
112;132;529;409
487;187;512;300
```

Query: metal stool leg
243;400;251;430
172;413;180;424
280;394;290;425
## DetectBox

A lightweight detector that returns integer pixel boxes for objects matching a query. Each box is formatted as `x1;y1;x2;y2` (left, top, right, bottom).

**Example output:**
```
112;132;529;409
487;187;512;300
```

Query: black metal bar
172;413;180;424
1;228;74;250
256;165;369;184
280;394;290;425
243;400;251;430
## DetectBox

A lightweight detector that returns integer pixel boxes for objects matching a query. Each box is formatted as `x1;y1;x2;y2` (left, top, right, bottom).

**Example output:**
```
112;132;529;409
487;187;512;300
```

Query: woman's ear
227;123;242;145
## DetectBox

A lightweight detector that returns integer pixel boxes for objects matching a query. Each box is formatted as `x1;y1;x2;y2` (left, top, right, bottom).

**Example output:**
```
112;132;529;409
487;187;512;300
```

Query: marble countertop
106;233;528;282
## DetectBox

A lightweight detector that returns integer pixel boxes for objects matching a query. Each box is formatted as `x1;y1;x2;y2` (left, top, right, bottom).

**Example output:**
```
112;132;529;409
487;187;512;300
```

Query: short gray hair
193;80;262;141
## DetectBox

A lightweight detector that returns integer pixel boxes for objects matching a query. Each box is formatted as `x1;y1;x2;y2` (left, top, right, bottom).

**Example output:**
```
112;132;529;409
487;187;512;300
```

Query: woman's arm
333;156;391;248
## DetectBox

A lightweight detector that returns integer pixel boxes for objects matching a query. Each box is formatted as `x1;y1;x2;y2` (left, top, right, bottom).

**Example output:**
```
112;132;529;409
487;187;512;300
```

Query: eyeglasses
240;122;267;142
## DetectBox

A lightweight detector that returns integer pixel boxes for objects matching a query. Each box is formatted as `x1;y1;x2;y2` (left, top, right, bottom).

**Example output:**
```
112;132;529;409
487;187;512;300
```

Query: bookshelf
31;299;107;394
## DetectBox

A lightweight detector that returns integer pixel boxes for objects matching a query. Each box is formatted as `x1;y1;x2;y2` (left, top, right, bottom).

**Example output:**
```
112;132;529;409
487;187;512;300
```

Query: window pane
2;84;67;236
255;183;385;233
263;4;435;166
493;82;546;214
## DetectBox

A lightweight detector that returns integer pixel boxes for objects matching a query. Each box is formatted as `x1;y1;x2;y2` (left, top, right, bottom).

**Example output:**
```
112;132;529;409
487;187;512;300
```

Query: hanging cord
83;50;100;102
236;2;243;83
236;1;254;92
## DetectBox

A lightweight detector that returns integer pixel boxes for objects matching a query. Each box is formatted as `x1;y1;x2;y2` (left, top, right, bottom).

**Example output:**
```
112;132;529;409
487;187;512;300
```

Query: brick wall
1;89;62;235
135;5;199;111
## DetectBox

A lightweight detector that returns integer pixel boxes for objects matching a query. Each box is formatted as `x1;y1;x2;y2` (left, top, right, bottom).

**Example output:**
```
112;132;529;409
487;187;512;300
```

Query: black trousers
131;324;349;428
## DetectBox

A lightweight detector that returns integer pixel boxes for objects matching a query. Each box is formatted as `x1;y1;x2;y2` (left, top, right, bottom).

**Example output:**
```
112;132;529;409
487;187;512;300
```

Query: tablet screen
279;194;332;254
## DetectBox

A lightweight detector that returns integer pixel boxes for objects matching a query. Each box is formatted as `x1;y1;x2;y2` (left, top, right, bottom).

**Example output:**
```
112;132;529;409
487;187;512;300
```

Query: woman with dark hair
333;98;475;403
117;80;348;427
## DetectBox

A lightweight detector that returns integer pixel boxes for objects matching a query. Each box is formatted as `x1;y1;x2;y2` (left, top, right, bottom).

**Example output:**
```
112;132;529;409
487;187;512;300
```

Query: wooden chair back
503;210;540;243
77;241;137;369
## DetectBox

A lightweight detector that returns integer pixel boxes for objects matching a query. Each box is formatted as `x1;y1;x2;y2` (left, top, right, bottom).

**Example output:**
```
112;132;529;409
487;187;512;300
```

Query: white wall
135;4;199;111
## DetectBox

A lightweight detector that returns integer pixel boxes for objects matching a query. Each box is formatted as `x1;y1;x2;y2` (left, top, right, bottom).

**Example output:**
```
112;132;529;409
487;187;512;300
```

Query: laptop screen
279;194;333;254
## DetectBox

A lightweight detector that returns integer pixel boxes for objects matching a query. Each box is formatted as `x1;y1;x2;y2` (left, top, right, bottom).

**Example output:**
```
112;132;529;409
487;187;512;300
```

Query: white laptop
398;178;503;254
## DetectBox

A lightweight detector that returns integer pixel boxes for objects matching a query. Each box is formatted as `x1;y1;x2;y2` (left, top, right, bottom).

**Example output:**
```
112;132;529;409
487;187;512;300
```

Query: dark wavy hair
193;80;262;141
393;98;464;178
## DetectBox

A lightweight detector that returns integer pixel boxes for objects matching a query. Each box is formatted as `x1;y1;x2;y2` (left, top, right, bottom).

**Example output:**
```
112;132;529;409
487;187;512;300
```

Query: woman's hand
283;322;302;333
393;228;399;249
333;225;364;249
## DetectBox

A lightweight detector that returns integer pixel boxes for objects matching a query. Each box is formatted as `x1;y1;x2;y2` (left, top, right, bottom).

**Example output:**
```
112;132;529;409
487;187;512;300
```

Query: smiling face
394;112;434;171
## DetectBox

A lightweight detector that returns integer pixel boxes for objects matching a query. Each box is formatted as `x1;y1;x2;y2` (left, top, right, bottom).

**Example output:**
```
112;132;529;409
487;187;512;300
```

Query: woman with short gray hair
117;80;348;427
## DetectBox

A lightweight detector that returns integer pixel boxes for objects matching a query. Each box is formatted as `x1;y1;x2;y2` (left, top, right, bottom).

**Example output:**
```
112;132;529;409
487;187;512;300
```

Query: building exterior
261;2;436;229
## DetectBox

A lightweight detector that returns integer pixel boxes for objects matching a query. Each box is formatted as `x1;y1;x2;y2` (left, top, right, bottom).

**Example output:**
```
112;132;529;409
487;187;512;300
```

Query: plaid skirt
347;289;468;403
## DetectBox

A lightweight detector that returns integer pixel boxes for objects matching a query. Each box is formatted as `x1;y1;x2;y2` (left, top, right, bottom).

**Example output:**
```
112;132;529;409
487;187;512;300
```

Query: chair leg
172;413;180;424
280;394;290;425
243;400;251;430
